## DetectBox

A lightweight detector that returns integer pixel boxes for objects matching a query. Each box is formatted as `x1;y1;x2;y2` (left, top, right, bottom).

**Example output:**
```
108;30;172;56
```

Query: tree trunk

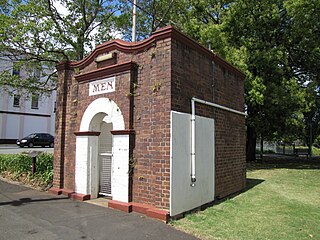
246;126;257;162
260;136;264;160
309;122;312;157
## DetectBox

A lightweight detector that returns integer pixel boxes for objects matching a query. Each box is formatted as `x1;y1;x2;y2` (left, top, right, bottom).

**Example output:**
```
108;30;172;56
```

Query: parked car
16;133;54;148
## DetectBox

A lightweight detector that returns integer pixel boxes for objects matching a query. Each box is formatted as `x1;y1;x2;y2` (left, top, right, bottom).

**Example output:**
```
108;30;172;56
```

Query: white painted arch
80;97;125;131
75;97;129;202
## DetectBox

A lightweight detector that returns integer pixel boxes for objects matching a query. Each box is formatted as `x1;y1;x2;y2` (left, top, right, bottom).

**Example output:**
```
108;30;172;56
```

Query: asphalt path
0;179;199;240
0;144;54;154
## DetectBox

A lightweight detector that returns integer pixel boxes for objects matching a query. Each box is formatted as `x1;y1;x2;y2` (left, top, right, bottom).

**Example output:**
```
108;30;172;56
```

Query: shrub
0;153;53;187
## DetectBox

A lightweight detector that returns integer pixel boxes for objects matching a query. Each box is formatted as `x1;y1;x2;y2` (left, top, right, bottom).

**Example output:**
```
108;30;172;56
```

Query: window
33;67;41;79
13;95;20;107
12;63;20;76
31;94;39;109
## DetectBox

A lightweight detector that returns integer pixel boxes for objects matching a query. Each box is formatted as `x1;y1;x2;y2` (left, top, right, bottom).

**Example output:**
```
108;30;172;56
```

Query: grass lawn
171;156;320;240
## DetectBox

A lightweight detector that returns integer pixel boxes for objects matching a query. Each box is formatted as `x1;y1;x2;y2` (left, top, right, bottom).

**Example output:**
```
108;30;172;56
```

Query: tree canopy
0;0;120;94
1;0;319;159
223;0;319;159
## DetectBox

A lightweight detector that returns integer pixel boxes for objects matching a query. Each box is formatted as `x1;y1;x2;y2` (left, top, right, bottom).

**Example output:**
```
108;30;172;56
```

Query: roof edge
56;26;245;79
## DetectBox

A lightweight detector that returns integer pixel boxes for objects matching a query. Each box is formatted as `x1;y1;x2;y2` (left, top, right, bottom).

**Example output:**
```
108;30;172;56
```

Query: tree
223;0;319;160
0;0;120;94
116;0;317;161
284;0;320;84
2;0;319;160
116;0;185;41
301;83;320;149
173;0;234;56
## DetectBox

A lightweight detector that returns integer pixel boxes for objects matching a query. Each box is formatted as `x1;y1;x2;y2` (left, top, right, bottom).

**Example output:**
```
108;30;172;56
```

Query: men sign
89;77;115;96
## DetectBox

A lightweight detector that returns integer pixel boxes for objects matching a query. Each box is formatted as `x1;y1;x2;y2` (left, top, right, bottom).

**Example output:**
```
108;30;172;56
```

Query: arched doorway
98;121;113;197
74;98;129;202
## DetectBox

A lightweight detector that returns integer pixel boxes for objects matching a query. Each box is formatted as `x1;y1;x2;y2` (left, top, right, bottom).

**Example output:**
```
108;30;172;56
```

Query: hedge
0;153;53;186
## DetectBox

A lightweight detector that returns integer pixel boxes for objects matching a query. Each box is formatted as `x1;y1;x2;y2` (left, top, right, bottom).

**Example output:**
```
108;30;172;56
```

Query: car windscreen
25;134;37;139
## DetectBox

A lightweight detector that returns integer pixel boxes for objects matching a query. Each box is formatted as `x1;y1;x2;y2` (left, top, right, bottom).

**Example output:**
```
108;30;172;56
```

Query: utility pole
132;0;137;42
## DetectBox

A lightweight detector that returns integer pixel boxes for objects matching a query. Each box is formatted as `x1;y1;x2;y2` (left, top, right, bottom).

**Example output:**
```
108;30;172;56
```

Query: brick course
53;26;246;213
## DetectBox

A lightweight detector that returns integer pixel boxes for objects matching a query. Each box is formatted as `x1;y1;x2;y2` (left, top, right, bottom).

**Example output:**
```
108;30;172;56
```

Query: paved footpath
0;179;199;240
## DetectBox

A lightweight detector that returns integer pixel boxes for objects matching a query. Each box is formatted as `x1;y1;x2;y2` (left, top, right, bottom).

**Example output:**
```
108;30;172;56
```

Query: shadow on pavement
0;196;69;207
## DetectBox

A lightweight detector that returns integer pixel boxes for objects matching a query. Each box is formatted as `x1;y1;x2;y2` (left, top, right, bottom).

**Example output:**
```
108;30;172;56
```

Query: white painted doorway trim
75;98;129;202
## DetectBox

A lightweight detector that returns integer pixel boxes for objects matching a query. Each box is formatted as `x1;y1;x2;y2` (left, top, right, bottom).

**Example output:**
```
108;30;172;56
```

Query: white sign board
89;77;115;96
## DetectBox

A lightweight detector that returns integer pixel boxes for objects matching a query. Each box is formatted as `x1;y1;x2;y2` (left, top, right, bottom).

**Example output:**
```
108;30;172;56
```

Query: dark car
16;133;54;148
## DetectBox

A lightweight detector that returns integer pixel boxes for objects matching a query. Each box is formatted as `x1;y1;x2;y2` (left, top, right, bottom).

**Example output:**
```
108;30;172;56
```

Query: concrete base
131;202;149;214
71;193;91;201
108;200;132;213
49;187;62;195
60;189;74;197
146;208;170;223
49;189;169;223
49;188;91;201
109;200;169;223
86;198;109;208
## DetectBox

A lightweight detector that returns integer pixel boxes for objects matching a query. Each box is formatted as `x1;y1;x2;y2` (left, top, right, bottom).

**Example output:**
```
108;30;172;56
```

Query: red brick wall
54;38;172;209
170;38;246;199
53;65;73;189
54;27;246;211
129;39;172;209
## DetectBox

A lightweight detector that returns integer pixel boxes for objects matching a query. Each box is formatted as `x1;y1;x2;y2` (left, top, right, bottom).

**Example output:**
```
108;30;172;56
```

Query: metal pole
32;157;36;174
191;98;196;186
132;0;137;42
190;97;246;186
192;97;247;116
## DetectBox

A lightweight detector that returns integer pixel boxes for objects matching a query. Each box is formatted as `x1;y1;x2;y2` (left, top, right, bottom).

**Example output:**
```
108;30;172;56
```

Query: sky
52;0;68;16
51;0;123;50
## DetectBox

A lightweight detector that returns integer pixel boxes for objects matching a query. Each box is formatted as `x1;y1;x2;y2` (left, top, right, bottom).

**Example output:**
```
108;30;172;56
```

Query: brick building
50;26;246;221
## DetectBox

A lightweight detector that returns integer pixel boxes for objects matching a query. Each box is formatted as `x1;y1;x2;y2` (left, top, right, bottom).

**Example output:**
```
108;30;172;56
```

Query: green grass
172;158;320;240
312;147;320;156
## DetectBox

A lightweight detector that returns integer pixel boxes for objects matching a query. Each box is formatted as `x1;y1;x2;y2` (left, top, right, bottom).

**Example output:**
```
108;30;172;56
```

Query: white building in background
0;54;56;143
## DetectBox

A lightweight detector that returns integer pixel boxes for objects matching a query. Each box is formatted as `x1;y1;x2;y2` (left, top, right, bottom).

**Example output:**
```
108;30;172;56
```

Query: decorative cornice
56;26;244;79
75;61;137;83
74;131;101;136
68;26;174;70
111;129;135;135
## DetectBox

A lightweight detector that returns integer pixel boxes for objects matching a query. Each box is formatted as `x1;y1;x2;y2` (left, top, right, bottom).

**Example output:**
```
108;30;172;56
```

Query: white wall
170;111;215;216
0;55;56;140
6;115;20;139
0;93;56;140
76;98;129;202
23;116;51;136
112;134;129;202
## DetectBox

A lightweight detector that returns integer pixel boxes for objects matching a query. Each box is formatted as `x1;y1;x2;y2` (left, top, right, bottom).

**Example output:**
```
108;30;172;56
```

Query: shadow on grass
245;178;265;191
194;178;265;213
175;157;319;221
247;155;320;171
214;178;264;201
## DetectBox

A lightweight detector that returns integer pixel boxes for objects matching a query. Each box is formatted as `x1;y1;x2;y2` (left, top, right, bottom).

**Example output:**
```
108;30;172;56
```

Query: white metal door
99;122;113;197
